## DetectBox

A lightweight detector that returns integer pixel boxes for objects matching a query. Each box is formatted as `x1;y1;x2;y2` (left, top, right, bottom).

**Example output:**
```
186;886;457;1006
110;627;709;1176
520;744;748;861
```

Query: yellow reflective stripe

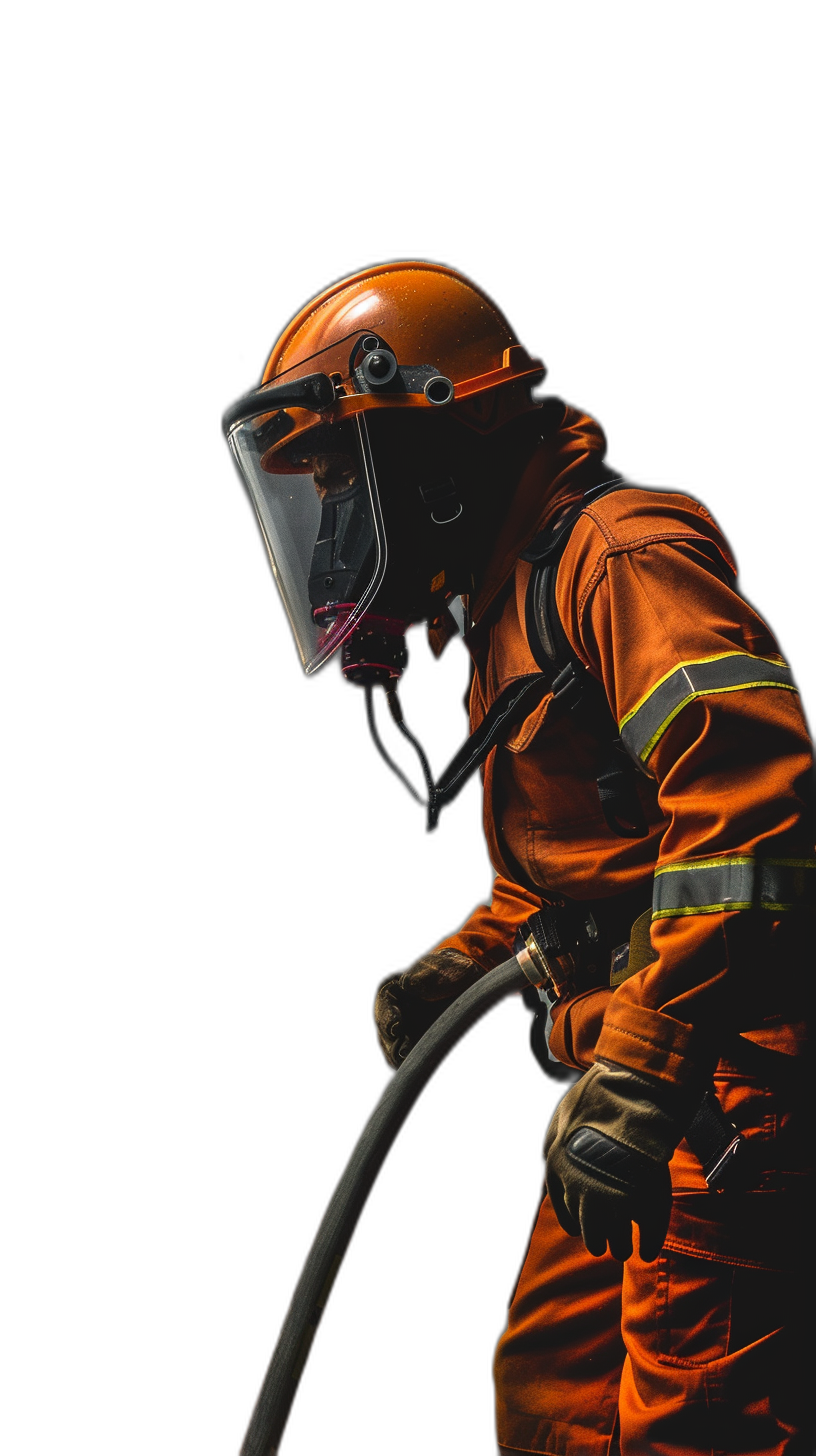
618;652;781;733
619;653;795;765
640;681;797;764
652;903;752;919
652;854;816;918
653;899;807;918
654;855;815;875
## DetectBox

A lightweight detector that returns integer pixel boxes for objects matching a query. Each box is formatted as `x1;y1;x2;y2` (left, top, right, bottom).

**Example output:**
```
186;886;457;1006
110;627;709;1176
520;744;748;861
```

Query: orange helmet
222;261;546;673
224;260;545;468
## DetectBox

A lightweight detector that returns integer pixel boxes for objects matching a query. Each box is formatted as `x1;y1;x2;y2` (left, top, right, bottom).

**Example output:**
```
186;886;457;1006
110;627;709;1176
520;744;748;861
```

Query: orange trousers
495;1050;814;1455
495;1192;812;1455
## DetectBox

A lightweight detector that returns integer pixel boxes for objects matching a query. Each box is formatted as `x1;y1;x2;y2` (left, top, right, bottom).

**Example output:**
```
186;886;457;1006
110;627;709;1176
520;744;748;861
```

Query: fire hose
238;955;527;1456
237;943;742;1456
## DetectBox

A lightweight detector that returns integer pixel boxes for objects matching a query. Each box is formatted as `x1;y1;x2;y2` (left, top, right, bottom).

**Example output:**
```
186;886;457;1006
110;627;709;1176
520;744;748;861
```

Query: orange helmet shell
258;261;545;469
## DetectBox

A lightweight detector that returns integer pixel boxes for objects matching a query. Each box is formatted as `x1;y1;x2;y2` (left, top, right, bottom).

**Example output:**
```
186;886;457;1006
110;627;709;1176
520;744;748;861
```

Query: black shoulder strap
521;477;625;681
522;478;648;839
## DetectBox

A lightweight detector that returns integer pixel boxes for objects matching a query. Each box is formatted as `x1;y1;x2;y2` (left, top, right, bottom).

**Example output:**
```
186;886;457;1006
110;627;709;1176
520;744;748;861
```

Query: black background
158;218;810;1456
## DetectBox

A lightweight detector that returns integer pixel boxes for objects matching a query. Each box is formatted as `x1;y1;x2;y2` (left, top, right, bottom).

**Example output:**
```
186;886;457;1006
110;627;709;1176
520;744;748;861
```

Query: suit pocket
654;1250;791;1365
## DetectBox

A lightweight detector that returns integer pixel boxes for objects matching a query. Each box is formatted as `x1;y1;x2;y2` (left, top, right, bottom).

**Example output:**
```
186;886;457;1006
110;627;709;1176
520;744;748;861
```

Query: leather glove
375;948;482;1068
544;1058;697;1262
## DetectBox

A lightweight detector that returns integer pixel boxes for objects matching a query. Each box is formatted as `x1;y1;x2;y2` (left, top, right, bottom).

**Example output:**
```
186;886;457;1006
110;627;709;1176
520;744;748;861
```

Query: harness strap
522;478;649;839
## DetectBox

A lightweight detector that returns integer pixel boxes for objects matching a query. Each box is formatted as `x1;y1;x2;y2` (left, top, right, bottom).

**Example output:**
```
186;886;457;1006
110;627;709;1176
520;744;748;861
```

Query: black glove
374;948;482;1068
544;1058;697;1262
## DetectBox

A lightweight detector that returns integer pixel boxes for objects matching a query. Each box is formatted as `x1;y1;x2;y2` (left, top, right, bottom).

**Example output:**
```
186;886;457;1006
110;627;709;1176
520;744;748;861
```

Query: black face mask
307;477;377;616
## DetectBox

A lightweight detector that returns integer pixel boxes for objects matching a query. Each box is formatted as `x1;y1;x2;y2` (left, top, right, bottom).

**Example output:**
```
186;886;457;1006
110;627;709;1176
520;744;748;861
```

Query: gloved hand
375;948;482;1068
544;1058;697;1261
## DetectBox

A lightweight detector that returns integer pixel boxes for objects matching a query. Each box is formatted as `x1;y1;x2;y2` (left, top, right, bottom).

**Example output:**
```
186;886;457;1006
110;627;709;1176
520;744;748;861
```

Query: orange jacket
438;403;815;1090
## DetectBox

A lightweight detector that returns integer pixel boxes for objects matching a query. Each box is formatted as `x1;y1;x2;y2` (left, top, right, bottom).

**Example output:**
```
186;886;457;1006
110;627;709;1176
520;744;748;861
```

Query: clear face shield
223;329;460;675
226;408;387;675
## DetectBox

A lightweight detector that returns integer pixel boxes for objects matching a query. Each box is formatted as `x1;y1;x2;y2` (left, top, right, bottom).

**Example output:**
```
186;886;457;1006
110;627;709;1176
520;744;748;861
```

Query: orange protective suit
434;404;815;1454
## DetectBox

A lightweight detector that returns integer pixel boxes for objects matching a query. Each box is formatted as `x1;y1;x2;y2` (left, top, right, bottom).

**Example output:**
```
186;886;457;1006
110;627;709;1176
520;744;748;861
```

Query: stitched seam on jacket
573;524;730;620
506;693;552;752
580;504;618;547
601;1021;689;1055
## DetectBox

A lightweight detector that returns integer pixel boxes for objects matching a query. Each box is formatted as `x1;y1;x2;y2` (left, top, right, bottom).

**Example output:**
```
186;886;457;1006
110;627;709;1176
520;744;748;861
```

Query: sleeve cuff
548;987;612;1070
594;1000;704;1088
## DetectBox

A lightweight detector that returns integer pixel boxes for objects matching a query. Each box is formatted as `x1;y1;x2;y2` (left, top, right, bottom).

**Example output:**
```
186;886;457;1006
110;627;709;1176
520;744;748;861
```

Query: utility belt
515;885;654;1013
515;888;655;1088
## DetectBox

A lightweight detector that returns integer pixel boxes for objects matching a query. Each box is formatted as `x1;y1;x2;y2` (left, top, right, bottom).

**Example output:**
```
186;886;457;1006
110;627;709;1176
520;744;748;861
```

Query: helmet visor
227;412;385;673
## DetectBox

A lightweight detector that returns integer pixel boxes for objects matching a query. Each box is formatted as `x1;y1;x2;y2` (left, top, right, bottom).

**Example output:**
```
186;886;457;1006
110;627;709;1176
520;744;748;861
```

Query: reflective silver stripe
620;653;796;765
652;856;816;918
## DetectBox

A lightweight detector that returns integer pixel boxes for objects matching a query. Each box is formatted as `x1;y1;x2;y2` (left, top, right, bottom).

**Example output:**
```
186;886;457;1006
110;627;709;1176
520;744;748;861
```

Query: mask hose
364;683;438;826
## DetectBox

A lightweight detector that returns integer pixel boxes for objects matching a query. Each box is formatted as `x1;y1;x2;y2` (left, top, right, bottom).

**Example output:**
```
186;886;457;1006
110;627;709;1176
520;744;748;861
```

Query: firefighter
224;261;815;1455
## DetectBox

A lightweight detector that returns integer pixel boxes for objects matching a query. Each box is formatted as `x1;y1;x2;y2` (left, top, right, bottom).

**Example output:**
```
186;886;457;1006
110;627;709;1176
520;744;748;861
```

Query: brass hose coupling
513;906;600;1004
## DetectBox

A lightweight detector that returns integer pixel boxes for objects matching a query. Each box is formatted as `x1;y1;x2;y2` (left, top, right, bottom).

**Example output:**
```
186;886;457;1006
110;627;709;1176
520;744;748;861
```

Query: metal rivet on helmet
360;349;399;388
423;375;455;406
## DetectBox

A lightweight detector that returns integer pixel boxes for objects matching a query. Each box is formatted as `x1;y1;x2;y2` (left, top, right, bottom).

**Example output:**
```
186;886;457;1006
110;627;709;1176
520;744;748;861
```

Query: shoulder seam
582;503;618;548
573;520;730;620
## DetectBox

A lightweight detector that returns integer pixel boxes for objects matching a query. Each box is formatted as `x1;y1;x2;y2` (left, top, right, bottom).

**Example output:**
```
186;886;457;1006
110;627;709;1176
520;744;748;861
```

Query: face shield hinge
351;353;455;403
